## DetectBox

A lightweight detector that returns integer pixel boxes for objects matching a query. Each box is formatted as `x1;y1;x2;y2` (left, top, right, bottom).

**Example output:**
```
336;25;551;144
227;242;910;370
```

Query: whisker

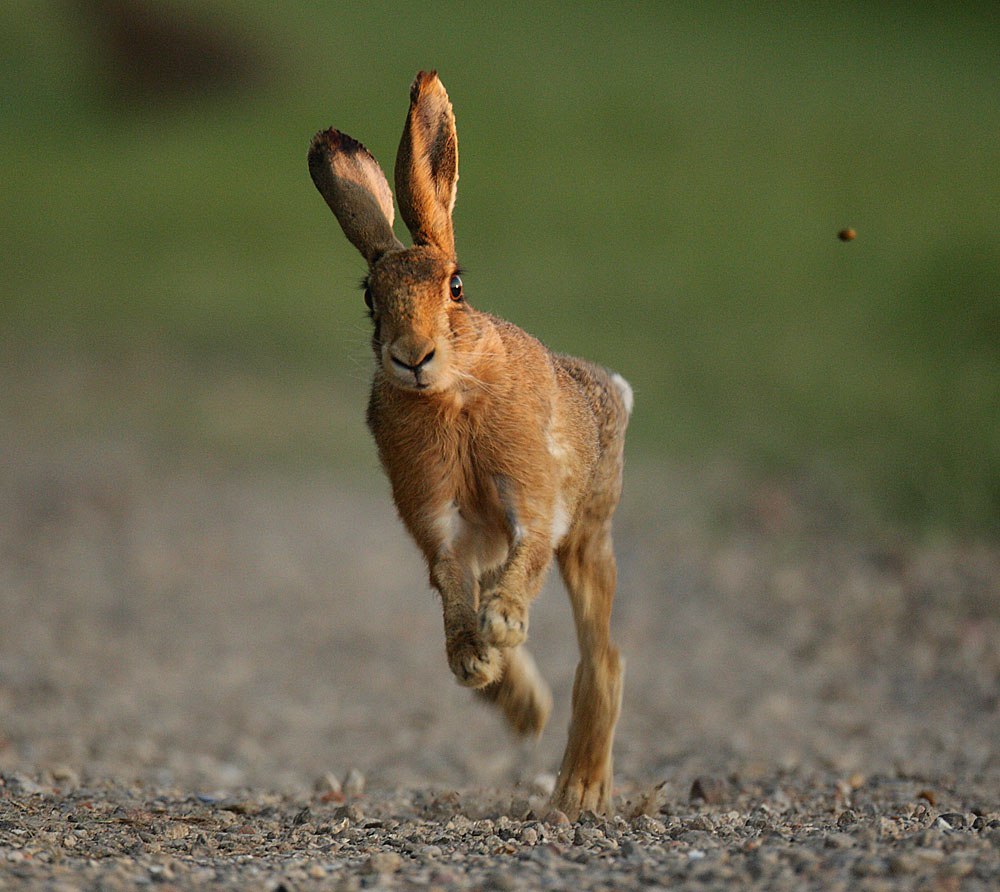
450;367;506;397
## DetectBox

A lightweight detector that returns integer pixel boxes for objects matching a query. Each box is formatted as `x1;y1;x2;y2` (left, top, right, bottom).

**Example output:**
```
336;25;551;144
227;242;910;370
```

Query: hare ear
394;70;458;256
309;128;404;264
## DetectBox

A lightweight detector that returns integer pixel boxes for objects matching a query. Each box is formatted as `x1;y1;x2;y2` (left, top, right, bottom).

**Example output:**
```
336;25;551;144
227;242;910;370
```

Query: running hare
308;71;632;817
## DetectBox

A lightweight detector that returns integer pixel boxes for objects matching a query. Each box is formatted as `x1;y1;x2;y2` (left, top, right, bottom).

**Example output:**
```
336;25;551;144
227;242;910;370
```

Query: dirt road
1;427;997;888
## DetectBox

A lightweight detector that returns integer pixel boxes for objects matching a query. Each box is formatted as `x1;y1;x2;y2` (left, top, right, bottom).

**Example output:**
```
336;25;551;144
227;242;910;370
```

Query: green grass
1;2;997;533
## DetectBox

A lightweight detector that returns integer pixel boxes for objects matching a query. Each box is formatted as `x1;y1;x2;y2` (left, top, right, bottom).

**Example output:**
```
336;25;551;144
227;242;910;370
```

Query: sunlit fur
309;71;632;818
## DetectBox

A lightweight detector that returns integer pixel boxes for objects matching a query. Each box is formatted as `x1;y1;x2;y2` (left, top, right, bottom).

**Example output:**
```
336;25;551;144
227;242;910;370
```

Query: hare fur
308;71;632;817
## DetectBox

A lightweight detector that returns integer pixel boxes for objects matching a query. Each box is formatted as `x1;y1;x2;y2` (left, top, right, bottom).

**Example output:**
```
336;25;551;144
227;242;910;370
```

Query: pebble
823;832;856;849
365;851;402;874
314;772;344;802
343;769;366;798
690;776;727;805
333;803;364;823
633;814;666;835
836;809;857;828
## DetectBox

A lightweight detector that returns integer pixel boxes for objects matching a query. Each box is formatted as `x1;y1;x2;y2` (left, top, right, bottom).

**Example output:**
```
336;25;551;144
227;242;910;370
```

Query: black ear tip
308;128;334;164
410;69;440;101
308;129;372;172
310;127;345;153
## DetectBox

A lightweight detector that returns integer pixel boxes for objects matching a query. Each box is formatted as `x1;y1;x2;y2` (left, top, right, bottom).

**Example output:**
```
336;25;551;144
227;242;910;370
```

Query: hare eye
449;274;464;301
364;286;373;310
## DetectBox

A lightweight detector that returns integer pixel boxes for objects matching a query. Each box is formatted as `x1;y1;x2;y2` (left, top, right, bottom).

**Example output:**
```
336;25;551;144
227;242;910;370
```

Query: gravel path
1;427;997;888
2;771;998;890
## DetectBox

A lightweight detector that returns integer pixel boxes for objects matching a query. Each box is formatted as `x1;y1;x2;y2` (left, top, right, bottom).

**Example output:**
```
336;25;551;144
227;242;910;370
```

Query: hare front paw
478;595;528;648
447;634;503;688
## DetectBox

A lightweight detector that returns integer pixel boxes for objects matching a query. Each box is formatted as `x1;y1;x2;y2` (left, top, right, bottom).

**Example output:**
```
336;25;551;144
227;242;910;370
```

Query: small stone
164;821;189;841
483;871;519;891
333;803;364;823
315;772;344;802
944;857;975;878
836;809;857;828
850;855;885;878
50;766;81;788
627;781;667;818
543;809;570;826
913;847;946;867
937;813;967;830
620;839;641;858
308;863;327;879
343;769;366;798
508;797;531;819
365;851;402;874
889;853;919;875
632;814;666;834
9;774;45;796
690;776;727;805
824;832;856;849
148;863;175;881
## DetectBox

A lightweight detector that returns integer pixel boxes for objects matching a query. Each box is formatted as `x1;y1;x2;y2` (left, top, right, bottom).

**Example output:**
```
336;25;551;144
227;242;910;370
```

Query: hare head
309;71;479;394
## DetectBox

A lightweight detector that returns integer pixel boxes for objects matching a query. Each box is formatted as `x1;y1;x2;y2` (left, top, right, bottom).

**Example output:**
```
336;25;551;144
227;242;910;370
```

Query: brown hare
308;71;632;817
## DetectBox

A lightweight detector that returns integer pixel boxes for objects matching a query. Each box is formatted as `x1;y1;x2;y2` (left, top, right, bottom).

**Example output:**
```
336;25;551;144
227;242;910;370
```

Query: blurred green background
2;1;997;534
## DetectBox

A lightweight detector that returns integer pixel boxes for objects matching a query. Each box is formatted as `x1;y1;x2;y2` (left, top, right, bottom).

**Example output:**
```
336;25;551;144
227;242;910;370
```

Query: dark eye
363;286;373;310
449;274;464;301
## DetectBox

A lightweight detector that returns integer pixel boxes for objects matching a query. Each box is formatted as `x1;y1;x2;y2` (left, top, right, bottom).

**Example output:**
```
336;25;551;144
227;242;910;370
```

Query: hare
308;71;632;817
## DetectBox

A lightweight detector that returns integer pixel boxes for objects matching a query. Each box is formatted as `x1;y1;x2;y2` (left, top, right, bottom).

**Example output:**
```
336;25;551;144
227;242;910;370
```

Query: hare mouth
385;369;434;392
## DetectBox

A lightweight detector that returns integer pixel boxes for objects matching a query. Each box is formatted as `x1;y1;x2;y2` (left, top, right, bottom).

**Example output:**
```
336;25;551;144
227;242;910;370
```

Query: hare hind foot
478;594;528;648
549;772;613;820
476;646;552;737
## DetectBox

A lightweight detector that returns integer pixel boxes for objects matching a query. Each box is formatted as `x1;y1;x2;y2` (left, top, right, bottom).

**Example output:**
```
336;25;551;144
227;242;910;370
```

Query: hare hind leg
550;520;624;818
475;645;553;737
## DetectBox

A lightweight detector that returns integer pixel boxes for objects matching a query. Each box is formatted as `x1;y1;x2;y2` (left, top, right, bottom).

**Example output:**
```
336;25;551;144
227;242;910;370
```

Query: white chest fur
430;499;511;583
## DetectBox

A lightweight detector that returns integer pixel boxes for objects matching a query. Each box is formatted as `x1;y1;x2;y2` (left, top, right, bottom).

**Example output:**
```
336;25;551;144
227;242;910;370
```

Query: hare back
553;354;632;451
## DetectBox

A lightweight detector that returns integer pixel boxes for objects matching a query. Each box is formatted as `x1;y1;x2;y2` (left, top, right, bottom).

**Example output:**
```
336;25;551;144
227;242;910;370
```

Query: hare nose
390;347;436;373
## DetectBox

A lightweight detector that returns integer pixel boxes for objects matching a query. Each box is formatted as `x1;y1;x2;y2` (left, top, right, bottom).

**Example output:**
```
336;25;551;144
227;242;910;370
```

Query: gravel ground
1;421;998;889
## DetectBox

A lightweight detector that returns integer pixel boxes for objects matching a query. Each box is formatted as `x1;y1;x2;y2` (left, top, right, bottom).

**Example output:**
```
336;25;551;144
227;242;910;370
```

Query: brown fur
308;71;632;818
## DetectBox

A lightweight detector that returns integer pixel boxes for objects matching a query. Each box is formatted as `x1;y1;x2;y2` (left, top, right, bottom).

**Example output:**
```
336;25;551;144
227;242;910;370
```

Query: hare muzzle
385;336;438;389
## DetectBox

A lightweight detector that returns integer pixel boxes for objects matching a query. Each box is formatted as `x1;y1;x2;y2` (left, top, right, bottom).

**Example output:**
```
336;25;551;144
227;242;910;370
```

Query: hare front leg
550;522;624;818
478;532;552;649
432;552;503;688
477;475;552;649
